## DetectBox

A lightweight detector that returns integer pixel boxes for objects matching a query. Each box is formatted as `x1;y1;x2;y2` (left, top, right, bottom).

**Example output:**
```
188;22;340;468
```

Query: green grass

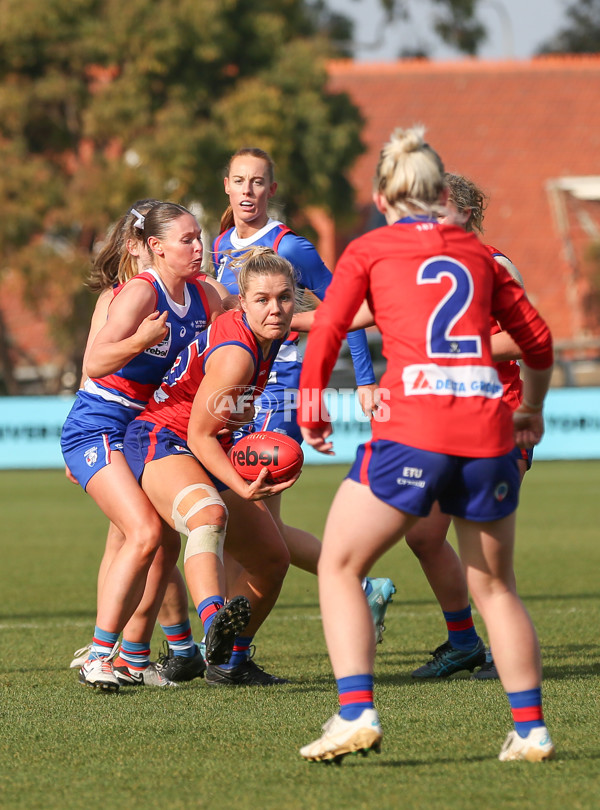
1;463;599;809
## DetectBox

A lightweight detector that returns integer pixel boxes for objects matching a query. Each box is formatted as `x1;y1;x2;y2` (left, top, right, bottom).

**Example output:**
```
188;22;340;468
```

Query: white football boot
499;727;556;762
300;709;382;763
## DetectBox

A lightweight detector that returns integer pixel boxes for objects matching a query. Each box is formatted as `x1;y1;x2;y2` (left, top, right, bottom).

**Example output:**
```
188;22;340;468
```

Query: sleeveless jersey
299;219;553;458
85;269;211;410
138;309;283;441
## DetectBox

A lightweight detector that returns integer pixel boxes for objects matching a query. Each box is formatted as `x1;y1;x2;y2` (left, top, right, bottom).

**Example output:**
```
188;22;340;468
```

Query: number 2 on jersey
417;256;482;358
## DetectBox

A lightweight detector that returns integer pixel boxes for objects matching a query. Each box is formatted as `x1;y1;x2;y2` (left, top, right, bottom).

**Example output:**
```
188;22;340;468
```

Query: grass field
1;462;599;810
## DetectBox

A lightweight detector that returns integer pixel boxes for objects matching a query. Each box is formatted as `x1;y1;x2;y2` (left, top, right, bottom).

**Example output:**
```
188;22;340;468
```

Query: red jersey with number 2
299;220;553;458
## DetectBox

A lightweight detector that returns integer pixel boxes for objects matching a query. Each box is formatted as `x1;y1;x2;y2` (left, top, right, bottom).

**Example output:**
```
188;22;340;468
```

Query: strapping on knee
171;483;227;534
184;525;226;563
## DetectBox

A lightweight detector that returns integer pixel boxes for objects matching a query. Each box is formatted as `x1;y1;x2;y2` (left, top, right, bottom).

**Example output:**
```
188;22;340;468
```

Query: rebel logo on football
231;445;280;468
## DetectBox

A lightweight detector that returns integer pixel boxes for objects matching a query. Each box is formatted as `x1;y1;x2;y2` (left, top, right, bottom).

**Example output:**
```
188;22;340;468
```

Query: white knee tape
171;483;227;534
184;525;225;563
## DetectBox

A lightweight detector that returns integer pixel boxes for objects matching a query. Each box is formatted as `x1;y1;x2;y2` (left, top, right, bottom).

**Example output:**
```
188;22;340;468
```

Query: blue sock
508;688;545;738
219;636;253;670
90;626;119;659
362;578;373;597
337;674;374;721
118;639;151;670
443;606;479;650
161;619;196;658
197;596;224;636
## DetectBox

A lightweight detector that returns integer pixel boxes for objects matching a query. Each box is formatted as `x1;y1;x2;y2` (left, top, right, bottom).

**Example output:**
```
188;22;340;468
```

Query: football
230;431;304;483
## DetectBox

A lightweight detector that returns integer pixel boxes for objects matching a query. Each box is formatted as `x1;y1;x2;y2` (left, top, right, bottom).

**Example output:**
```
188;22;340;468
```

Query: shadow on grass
300;750;591;769
542;661;600;680
374;748;600;766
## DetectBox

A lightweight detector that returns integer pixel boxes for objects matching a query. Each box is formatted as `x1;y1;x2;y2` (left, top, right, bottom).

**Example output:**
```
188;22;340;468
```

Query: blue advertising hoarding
1;388;599;470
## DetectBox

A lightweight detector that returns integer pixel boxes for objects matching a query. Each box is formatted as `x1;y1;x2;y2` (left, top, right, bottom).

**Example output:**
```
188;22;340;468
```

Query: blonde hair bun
375;125;445;218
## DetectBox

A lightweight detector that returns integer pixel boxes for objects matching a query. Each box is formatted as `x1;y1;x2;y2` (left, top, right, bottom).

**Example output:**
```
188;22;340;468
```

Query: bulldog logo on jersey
84;446;98;467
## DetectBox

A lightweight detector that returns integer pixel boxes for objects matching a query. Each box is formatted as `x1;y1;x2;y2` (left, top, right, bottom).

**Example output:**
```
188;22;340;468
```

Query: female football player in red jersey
407;173;531;682
297;127;556;764
62;202;225;691
123;247;298;685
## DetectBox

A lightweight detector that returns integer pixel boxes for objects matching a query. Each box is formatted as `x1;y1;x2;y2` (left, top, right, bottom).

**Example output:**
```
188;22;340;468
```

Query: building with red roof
326;55;600;355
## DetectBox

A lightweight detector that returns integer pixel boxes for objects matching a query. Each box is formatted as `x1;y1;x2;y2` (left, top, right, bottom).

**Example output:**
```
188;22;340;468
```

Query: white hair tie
131;208;145;230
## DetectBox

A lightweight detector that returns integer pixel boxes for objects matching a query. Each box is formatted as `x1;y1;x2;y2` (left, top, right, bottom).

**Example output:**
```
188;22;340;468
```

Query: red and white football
230;431;304;483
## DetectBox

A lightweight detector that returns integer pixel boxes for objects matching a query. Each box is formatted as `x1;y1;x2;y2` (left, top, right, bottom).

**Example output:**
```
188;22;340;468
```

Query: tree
0;0;365;391
338;0;487;58
538;0;600;54
430;0;487;55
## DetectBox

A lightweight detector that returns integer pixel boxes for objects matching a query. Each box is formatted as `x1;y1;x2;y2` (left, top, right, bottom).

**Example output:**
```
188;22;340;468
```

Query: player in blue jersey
213;147;395;639
61;202;226;691
67;201;220;683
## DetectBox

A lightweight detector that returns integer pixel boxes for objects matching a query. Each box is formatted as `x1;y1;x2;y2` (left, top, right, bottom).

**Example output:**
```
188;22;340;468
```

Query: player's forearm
347;328;376;386
188;432;247;499
291;300;375;333
518;363;553;411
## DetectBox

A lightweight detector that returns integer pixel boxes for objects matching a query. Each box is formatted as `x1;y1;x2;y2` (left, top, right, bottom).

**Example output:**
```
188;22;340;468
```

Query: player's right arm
491;261;553;446
85;279;168;379
80;288;113;383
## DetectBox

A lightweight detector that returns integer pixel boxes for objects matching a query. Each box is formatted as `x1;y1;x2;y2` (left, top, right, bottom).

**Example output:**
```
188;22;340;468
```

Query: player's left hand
513;406;544;448
65;464;78;485
300;424;334;455
357;383;381;417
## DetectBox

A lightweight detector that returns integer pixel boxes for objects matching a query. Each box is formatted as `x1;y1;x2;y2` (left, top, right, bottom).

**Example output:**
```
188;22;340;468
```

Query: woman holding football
297;127;555;764
124;247;298;686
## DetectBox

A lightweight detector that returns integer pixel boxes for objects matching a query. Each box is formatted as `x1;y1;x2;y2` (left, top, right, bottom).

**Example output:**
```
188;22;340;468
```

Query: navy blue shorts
123;420;226;491
347;439;520;522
